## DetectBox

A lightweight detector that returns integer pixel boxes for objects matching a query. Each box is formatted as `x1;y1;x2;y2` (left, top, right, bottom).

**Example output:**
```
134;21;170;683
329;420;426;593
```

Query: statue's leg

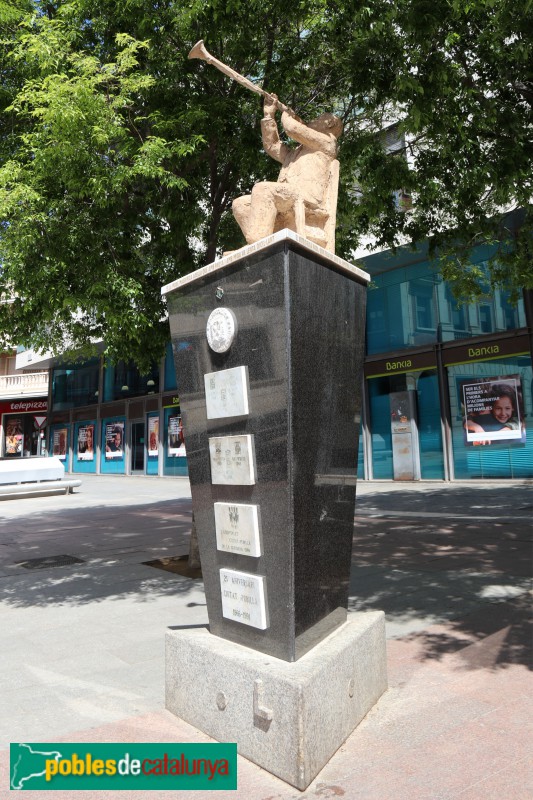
232;195;253;241
233;183;299;244
244;182;281;242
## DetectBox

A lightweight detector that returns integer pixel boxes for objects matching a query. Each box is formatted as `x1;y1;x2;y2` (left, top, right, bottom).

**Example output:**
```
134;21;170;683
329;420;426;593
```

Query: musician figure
232;94;343;245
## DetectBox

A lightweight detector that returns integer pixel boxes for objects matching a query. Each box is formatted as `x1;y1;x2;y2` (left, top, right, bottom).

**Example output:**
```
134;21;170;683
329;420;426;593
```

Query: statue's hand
263;93;278;118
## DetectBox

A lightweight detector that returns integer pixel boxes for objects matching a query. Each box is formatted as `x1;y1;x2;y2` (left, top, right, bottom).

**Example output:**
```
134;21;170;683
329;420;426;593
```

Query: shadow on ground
1;485;531;671
350;493;532;672
355;483;533;518
0;498;201;608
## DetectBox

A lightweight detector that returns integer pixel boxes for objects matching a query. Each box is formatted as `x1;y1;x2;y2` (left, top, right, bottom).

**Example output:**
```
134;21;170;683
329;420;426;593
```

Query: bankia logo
10;743;237;790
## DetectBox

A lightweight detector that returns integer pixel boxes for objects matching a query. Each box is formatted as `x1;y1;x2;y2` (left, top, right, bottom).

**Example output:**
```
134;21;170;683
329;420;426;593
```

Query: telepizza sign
0;398;48;415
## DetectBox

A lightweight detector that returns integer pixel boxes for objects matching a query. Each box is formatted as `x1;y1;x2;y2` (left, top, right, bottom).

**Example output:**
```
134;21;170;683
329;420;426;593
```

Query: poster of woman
168;414;186;456
105;422;124;459
461;375;525;445
78;424;95;461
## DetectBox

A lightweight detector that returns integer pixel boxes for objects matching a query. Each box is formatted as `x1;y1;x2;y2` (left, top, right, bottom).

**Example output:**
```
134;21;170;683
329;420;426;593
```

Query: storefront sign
162;394;180;408
365;351;436;378
0;398;48;414
444;333;530;366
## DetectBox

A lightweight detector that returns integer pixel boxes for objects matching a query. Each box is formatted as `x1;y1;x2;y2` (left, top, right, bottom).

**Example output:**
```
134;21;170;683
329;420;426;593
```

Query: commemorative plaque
214;502;262;557
206;307;237;353
219;568;268;630
209;434;255;485
204;366;249;419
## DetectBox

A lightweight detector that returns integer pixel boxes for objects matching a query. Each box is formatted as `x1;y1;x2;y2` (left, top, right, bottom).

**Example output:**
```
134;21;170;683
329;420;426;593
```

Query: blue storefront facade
47;344;187;478
358;240;532;481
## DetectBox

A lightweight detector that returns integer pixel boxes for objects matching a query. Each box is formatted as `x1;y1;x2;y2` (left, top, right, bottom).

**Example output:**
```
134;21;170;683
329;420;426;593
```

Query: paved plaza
0;475;531;798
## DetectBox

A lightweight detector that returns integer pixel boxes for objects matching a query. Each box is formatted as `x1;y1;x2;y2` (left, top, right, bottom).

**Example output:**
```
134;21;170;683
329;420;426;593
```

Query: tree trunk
188;513;201;569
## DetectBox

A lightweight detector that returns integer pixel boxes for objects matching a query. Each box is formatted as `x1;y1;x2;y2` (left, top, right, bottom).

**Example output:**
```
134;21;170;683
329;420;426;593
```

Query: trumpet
188;40;295;115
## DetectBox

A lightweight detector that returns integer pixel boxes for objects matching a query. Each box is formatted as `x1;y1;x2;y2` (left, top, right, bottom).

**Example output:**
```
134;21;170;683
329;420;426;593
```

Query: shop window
3;414;40;457
52;360;100;410
103;360;159;402
448;355;533;479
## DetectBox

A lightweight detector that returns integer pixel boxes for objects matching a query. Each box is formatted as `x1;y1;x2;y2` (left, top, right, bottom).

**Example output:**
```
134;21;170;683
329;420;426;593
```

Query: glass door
130;421;145;473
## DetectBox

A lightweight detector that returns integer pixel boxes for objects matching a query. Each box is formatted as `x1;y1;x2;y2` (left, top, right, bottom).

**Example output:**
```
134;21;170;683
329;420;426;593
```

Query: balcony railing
0;372;49;398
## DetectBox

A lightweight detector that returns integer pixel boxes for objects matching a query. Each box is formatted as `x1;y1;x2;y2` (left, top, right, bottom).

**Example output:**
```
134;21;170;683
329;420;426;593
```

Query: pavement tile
1;476;532;799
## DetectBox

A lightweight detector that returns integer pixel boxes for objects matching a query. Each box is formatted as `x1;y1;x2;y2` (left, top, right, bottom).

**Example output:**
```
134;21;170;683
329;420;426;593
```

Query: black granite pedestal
163;230;369;662
162;231;387;790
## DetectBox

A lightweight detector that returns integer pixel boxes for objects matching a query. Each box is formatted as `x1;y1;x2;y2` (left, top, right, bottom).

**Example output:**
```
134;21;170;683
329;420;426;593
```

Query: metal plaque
209;434;255;485
220;568;268;629
206;307;237;353
204;366;249;419
214;502;261;557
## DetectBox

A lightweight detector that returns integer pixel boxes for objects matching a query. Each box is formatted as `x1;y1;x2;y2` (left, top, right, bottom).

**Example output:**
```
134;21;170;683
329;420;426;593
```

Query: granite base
165;611;387;790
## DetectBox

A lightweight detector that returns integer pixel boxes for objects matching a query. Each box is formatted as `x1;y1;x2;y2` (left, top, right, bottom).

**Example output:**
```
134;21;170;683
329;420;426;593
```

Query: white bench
0;456;81;499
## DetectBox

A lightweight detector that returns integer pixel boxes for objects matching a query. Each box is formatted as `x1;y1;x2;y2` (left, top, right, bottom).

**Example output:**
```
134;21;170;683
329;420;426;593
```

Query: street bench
0;456;82;499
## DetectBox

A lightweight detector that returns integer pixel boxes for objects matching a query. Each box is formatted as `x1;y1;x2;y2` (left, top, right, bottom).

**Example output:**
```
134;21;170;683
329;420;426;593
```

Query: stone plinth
166;612;387;791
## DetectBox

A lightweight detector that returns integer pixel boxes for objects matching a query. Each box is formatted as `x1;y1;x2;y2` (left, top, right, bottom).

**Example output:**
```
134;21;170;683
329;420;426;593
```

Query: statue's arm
281;111;336;156
261;117;289;164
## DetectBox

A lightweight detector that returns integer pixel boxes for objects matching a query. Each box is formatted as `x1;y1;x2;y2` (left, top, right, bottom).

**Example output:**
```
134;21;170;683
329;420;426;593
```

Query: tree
327;0;533;299
0;0;338;368
0;1;531;369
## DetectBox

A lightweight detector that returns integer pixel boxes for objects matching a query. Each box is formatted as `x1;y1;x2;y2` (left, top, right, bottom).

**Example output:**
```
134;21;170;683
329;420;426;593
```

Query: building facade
13;344;187;477
0;349;49;459
358;239;532;481
12;235;533;482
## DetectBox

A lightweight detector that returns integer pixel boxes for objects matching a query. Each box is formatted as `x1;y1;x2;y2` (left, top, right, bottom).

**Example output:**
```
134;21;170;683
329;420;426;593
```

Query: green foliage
330;0;533;301
0;0;531;367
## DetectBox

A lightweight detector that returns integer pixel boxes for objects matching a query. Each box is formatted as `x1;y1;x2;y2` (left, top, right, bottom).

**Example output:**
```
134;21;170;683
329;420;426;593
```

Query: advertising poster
53;428;68;460
5;417;23;456
77;424;95;461
168;414;186;457
460;375;525;445
105;421;124;459
148;417;159;457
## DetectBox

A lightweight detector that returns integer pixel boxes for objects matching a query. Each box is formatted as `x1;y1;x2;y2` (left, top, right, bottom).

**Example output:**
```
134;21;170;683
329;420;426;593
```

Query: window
478;304;493;333
411;280;436;330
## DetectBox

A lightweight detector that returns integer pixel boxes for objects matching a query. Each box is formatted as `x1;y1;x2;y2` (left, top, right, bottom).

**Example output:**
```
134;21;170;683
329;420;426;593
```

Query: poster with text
105;421;124;459
168;414;186;457
461;375;525;445
77;424;95;461
53;427;68;459
148;416;159;456
5;417;23;456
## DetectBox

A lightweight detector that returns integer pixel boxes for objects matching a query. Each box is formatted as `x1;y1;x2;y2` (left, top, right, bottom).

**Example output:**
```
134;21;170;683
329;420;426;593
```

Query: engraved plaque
214;502;261;557
220;568;268;629
209;434;255;485
204;366;249;419
206;307;237;353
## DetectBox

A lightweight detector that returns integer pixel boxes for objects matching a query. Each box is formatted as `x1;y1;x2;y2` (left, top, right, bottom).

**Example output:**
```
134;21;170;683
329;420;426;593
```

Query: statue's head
307;113;343;139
